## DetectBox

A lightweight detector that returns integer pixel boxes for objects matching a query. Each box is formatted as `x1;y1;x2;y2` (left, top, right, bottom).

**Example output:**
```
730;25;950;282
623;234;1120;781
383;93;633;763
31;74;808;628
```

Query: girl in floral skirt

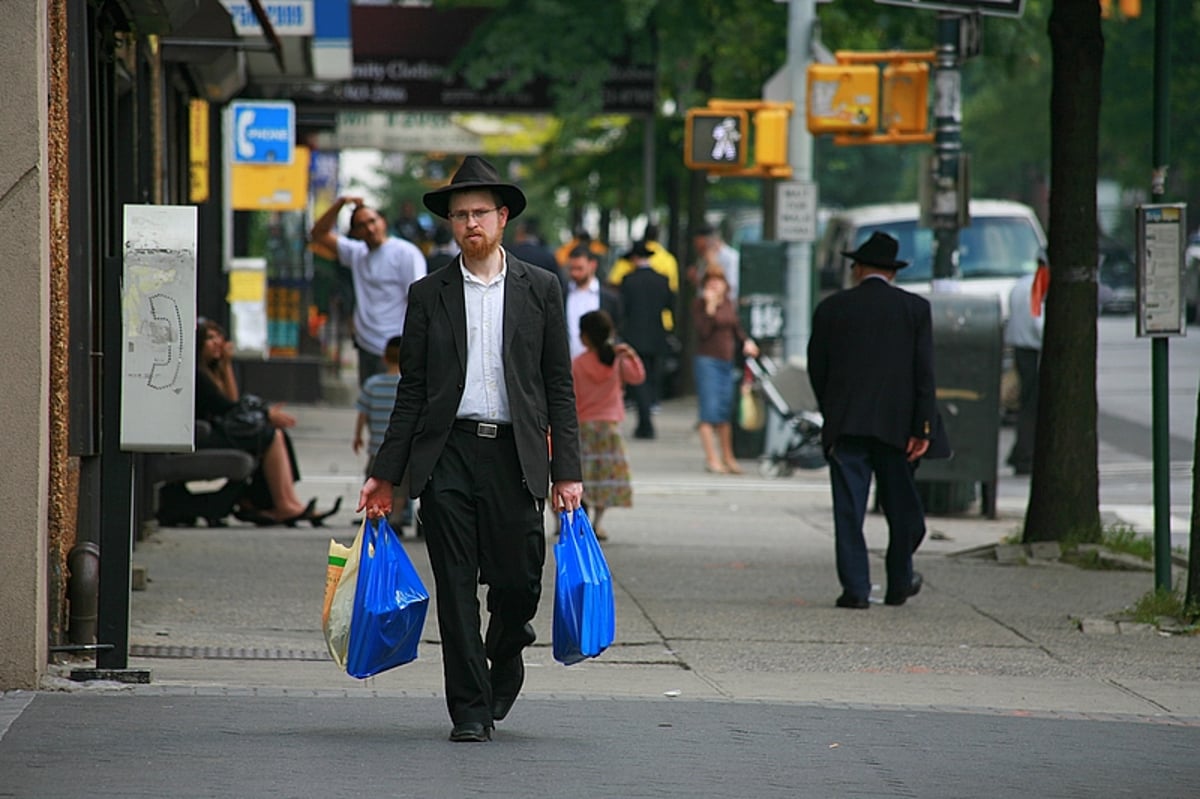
572;310;646;540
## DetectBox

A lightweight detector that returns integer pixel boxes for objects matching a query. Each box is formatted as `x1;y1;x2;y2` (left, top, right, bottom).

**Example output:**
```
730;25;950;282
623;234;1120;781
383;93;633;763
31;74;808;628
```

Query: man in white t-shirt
693;223;740;300
311;195;427;385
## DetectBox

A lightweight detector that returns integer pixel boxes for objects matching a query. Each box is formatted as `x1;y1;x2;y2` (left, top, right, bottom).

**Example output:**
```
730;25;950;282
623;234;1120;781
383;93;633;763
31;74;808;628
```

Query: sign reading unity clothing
288;5;655;114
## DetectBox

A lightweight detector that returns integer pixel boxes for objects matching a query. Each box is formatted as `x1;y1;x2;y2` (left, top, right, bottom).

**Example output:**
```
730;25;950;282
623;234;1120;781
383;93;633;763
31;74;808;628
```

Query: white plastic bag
322;522;365;667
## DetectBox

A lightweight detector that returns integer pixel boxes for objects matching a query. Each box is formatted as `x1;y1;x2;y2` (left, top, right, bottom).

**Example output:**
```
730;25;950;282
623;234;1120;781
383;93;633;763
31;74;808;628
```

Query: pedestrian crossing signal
685;109;748;169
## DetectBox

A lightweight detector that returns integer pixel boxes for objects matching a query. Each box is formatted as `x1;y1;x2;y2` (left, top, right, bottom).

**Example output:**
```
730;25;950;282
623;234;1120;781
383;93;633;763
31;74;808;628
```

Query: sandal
704;462;728;474
285;496;342;528
233;507;287;527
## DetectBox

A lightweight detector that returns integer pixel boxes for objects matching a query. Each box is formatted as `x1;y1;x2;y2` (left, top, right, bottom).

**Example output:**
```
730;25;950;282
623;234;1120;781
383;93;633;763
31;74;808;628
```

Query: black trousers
1008;347;1040;473
828;435;926;600
419;427;544;725
630;353;663;436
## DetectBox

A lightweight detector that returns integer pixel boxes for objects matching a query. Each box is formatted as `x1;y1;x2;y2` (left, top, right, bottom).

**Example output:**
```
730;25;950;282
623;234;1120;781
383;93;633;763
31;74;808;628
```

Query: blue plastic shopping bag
553;509;615;665
345;518;429;679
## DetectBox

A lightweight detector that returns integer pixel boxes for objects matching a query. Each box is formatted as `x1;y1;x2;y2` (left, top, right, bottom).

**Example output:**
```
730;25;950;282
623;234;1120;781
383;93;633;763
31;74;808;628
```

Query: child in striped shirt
353;335;412;532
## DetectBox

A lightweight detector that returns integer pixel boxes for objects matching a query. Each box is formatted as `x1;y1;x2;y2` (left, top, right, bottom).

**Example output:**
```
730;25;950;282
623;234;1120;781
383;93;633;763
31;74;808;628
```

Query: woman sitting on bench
196;319;339;526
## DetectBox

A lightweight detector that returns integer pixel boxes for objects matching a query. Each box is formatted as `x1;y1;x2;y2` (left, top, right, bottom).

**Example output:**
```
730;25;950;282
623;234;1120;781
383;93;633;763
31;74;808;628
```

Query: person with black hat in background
618;240;675;439
807;232;945;610
357;156;583;743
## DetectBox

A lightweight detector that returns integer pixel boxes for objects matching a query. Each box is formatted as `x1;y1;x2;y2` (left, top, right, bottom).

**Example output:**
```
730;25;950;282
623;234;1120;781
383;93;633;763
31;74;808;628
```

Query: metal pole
96;256;133;671
643;115;656;223
930;13;962;283
1150;0;1172;591
784;0;815;359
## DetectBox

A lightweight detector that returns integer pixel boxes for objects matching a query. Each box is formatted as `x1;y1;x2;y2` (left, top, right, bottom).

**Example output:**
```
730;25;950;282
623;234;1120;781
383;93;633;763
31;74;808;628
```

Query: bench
145;421;257;528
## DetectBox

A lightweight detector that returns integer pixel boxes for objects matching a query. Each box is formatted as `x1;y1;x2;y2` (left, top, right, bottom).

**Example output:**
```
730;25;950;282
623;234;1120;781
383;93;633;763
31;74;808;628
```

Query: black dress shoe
885;572;923;606
449;721;492;743
835;593;870;609
490;655;525;722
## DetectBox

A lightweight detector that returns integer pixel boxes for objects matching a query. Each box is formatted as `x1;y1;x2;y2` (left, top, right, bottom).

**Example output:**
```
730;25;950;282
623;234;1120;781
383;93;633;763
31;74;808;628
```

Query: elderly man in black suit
617;241;675;439
807;232;941;610
358;156;583;743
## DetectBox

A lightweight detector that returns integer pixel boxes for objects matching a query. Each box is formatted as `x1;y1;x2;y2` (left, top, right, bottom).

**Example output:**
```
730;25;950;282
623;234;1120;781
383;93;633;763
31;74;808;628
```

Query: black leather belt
453;419;514;439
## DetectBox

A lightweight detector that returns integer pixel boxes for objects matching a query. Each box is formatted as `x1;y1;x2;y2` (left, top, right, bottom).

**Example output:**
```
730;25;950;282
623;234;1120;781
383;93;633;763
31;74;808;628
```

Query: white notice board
121;205;198;451
776;181;819;243
1136;203;1186;338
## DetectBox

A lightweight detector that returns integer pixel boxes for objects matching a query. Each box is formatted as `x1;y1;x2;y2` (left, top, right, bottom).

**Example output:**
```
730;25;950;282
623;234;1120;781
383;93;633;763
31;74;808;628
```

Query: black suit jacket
617;267;674;356
807;277;938;453
564;283;623;332
370;255;582;499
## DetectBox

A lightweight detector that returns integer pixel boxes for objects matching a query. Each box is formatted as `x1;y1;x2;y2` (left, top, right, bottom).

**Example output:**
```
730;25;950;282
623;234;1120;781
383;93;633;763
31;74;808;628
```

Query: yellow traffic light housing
684;109;748;170
684;101;793;178
882;62;929;135
806;51;935;146
753;107;790;168
806;63;878;135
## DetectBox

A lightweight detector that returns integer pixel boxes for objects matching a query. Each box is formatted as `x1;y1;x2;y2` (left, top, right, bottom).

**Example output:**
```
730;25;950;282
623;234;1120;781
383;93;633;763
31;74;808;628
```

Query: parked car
1097;236;1136;315
1185;231;1200;323
814;200;1047;319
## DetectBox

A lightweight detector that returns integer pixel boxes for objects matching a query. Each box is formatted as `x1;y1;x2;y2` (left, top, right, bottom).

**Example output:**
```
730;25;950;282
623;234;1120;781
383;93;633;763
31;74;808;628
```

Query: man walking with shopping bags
357;156;583;743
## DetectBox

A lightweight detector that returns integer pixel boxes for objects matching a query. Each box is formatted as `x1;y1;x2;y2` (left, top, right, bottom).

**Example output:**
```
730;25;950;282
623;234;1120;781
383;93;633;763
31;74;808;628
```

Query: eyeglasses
448;207;501;224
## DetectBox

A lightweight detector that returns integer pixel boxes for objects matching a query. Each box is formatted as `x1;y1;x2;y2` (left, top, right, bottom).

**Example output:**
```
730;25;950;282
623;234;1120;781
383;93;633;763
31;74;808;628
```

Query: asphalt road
4;693;1198;799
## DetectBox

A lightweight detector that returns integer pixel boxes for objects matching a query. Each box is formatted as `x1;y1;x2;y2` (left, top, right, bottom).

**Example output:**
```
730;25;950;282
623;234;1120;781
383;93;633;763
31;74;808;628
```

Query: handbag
345;518;430;679
216;394;272;451
552;509;615;665
738;381;765;431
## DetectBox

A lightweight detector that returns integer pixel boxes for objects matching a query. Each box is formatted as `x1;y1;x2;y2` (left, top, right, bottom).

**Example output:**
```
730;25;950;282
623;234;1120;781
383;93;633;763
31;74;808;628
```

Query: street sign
221;1;314;36
230;101;295;165
874;0;1024;18
1136;203;1186;338
776;181;819;243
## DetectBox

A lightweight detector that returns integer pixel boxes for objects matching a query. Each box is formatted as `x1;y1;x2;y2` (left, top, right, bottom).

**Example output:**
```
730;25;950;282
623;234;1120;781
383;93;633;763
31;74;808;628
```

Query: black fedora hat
623;240;654;260
841;231;909;270
423;156;527;220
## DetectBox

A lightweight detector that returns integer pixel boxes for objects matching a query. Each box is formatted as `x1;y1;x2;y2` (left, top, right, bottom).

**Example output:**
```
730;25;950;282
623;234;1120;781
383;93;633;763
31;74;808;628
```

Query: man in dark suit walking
616;241;674;439
807;232;941;610
564;245;622;360
358;156;583;743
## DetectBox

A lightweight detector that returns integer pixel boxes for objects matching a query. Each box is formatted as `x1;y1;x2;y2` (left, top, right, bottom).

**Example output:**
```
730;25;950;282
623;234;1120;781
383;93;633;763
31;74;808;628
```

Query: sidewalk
5;387;1200;797
104;392;1200;716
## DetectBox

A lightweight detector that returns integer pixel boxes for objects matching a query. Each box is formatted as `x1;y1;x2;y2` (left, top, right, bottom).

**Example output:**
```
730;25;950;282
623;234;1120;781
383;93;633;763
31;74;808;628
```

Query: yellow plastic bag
738;382;765;431
322;522;365;667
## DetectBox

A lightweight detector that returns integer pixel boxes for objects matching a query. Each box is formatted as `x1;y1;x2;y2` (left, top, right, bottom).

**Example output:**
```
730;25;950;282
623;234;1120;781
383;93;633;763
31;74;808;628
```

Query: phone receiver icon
146;293;182;391
236;109;256;160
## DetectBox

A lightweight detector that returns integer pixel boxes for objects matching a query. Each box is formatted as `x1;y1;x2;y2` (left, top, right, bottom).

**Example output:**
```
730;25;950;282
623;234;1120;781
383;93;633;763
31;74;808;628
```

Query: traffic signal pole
784;0;816;358
930;12;963;283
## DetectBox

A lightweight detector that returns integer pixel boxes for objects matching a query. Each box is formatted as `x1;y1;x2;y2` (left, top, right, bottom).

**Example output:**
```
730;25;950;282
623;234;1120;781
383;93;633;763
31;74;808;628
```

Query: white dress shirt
565;277;601;360
456;255;512;423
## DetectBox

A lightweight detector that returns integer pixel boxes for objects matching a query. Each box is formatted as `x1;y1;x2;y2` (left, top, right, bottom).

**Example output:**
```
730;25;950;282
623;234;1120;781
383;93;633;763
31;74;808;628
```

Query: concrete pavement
4;385;1200;797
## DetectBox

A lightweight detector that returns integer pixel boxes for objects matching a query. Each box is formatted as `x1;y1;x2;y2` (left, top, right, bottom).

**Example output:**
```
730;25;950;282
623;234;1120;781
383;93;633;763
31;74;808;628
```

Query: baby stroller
743;356;826;478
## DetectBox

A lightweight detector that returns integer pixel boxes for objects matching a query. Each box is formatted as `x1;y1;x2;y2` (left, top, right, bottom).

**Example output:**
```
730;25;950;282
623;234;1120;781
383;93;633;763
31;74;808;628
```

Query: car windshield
852;217;1042;282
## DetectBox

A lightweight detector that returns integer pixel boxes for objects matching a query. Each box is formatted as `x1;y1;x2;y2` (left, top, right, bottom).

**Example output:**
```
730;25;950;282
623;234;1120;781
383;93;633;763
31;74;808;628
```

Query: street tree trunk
1023;0;1104;542
1186;382;1200;607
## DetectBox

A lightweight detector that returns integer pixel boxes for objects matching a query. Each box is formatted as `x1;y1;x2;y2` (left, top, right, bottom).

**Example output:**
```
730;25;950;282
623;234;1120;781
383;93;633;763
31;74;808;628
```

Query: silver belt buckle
477;422;498;439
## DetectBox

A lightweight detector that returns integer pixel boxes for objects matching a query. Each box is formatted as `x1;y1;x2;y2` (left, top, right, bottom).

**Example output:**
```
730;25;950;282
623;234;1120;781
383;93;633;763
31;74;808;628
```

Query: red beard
459;228;502;261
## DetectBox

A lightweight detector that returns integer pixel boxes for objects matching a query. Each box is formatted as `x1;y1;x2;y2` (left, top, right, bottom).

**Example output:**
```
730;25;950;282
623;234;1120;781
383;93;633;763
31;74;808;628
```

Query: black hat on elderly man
624;240;654;260
841;231;909;270
423;155;527;221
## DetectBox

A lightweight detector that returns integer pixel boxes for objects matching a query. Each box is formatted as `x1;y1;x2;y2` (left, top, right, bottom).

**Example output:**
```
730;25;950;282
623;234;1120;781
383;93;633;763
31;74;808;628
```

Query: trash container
916;293;1003;518
733;242;787;459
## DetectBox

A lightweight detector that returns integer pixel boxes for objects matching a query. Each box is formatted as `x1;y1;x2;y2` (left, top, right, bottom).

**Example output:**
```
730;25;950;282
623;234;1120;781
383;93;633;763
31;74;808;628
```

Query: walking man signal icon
710;117;741;162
